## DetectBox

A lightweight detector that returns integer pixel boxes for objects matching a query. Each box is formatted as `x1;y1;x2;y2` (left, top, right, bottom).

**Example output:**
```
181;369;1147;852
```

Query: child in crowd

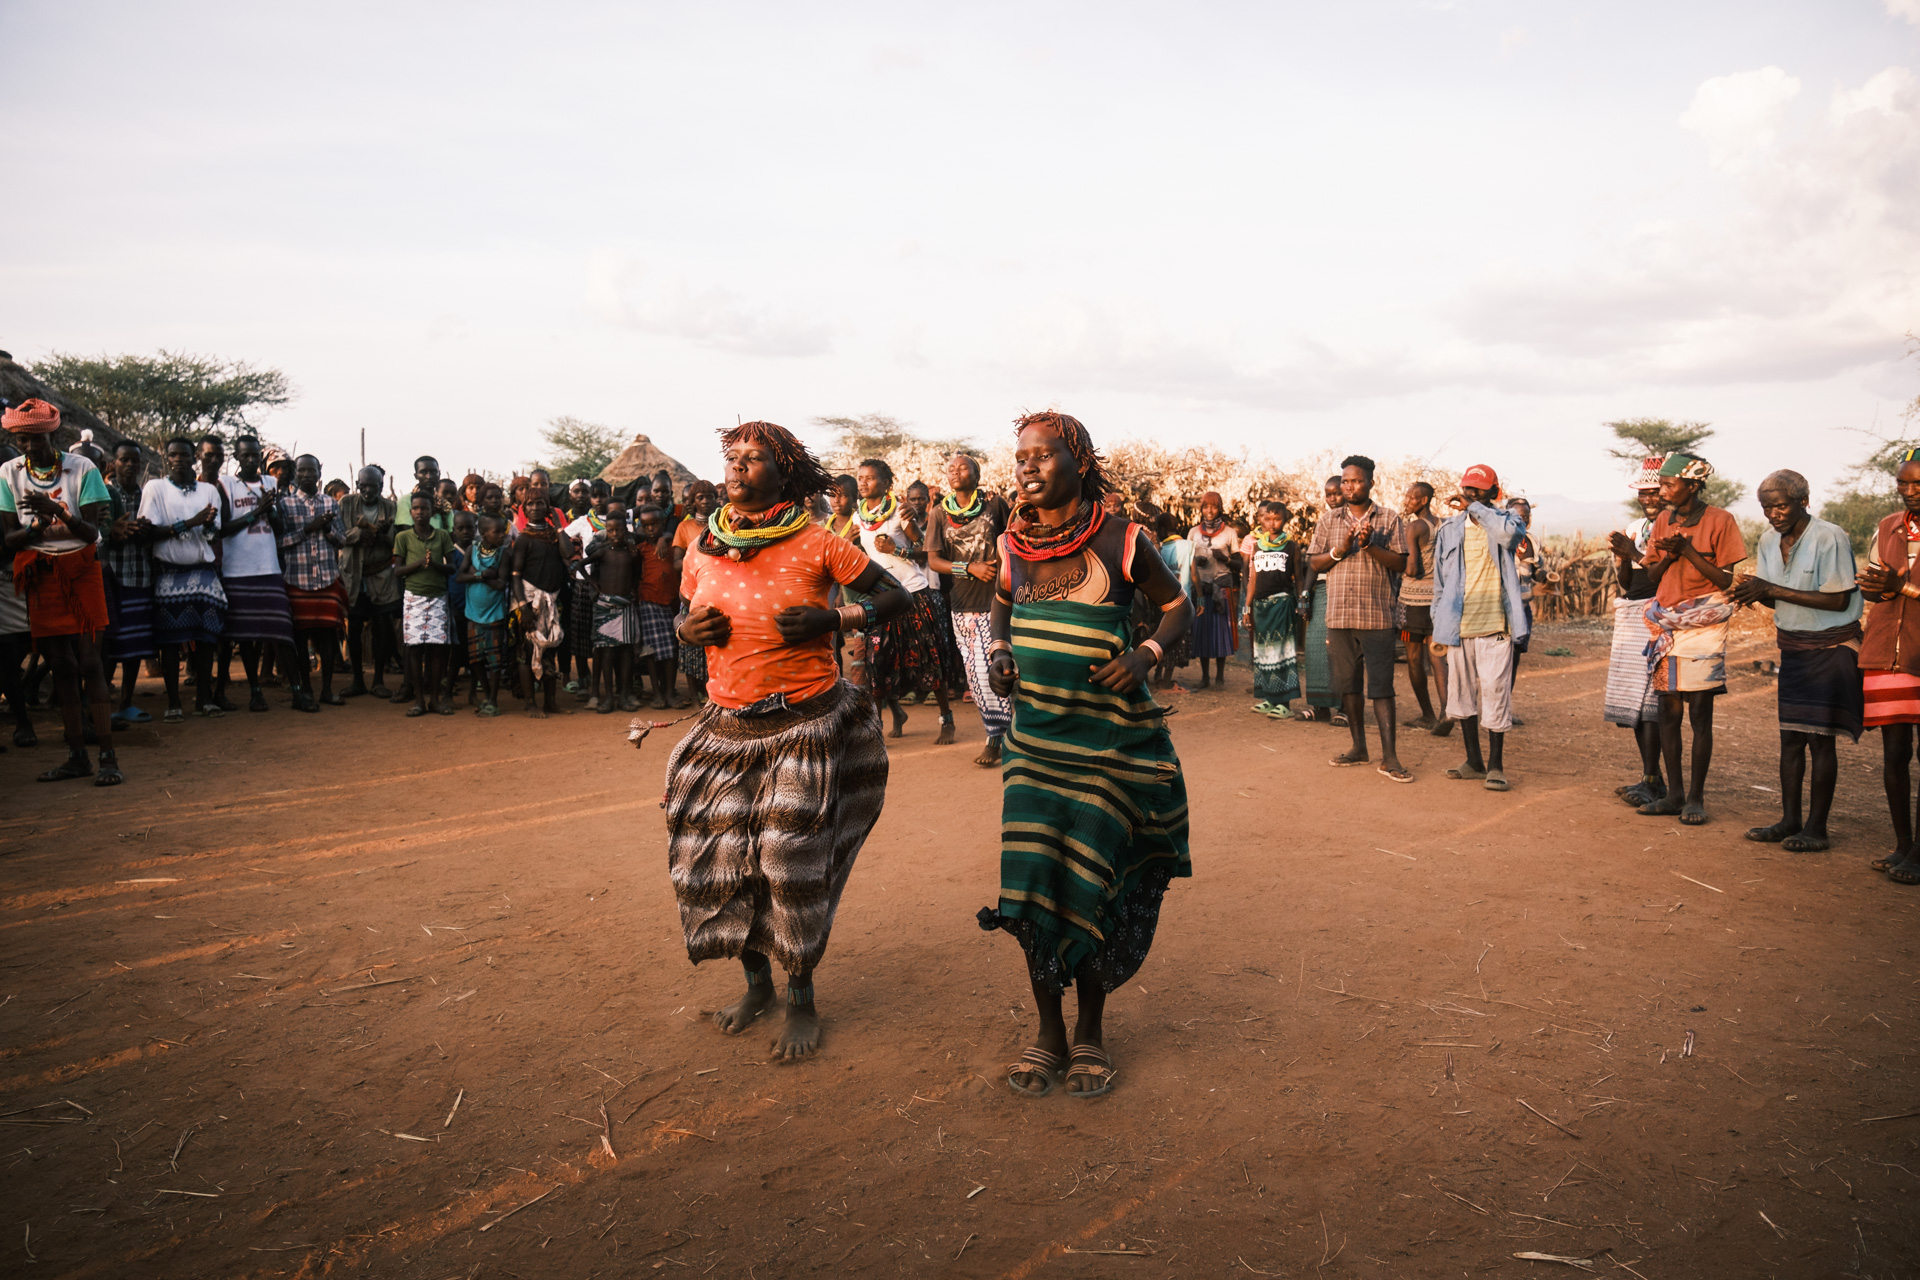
393;493;457;716
1243;500;1303;718
459;514;513;716
585;506;641;713
511;493;568;718
634;505;685;708
447;510;474;703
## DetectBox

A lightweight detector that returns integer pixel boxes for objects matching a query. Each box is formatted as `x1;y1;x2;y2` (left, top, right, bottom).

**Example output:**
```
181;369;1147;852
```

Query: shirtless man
1399;481;1450;733
584;506;640;712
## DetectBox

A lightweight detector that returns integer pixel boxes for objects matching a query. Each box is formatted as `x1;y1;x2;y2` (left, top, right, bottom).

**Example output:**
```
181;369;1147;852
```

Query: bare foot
526;703;548;719
975;736;1004;767
715;982;777;1034
935;716;956;745
888;706;907;739
773;1001;821;1061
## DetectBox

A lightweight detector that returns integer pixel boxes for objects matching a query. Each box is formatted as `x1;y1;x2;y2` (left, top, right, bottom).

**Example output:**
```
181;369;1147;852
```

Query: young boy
1243;501;1303;717
447;509;475;703
393;492;456;716
634;504;684;708
584;506;641;713
511;492;568;717
459;514;513;716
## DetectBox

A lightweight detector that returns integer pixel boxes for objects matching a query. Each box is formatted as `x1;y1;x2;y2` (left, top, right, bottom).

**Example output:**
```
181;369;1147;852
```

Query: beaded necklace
1254;530;1288;552
23;451;62;486
856;492;899;532
826;512;856;538
701;501;812;561
941;489;984;522
1008;498;1104;562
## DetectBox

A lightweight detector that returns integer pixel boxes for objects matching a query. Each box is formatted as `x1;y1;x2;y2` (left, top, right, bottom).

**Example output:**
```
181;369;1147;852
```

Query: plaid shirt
277;489;343;590
1306;502;1409;630
100;484;154;589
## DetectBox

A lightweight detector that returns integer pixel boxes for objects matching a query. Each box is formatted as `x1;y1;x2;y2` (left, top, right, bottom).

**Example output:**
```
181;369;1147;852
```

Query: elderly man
1605;457;1672;806
1431;464;1530;791
339;464;401;698
0;400;121;784
1634;452;1748;826
1730;469;1861;853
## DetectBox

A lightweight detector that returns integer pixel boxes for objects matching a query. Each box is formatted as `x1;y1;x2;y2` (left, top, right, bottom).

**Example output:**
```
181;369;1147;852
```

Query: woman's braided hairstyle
721;421;837;502
1013;411;1110;506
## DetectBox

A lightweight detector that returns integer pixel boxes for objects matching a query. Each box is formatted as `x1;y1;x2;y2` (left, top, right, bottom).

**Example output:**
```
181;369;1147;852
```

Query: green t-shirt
394;527;455;598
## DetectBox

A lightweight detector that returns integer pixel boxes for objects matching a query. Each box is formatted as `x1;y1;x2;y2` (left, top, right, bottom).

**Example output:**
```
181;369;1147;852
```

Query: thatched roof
0;353;166;476
600;433;703;488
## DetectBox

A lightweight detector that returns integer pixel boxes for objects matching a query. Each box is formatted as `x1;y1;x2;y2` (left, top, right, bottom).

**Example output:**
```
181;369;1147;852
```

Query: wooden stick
954;1233;976;1260
478;1186;556;1232
1313;984;1392;1004
1672;871;1723;894
45;986;102;1018
321;976;419;995
621;1078;679;1125
1517;1098;1581;1139
444;1088;464;1129
598;1101;616;1161
1859;1110;1920;1124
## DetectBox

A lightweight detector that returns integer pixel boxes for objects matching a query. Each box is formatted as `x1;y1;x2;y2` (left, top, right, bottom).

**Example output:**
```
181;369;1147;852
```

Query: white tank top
220;474;283;579
857;505;929;593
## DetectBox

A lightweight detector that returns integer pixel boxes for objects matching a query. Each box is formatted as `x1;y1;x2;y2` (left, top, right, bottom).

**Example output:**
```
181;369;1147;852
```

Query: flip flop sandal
1330;751;1368;767
1483;770;1510;792
1379;765;1415;784
1745;823;1793;844
1446;764;1487;780
163;708;186;724
437;704;457;716
1250;701;1273;713
196;704;225;719
1065;1043;1117;1099
115;706;153;725
1331;713;1351;728
1262;705;1295;720
1007;1047;1064;1098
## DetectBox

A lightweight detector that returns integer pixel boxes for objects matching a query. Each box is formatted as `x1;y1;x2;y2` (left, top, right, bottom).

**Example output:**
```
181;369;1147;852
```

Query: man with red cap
1431;464;1529;791
0;399;123;784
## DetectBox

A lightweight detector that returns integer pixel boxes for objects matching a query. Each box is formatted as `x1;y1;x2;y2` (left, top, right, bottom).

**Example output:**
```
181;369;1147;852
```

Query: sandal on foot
1261;704;1295;719
370;685;393;700
1889;859;1920;885
37;753;92;782
1331;712;1351;728
1783;833;1830;853
1870;852;1908;873
1330;750;1368;767
94;751;124;787
1007;1047;1064;1098
1430;717;1455;737
1679;801;1710;826
406;705;429;718
163;707;186;724
1446;763;1486;780
1637;797;1683;817
248;689;269;712
320;691;346;706
1483;769;1510;792
1745;822;1795;844
1378;765;1415;784
1065;1043;1117;1098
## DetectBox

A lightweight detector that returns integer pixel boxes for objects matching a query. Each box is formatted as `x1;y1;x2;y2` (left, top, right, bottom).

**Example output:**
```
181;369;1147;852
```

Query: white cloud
1888;0;1920;27
1677;65;1800;169
586;255;832;358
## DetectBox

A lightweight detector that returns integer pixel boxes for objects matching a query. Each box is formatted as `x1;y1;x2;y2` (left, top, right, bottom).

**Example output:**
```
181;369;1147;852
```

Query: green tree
33;350;293;452
532;415;624;483
1605;417;1745;511
812;413;977;460
1819;489;1893;557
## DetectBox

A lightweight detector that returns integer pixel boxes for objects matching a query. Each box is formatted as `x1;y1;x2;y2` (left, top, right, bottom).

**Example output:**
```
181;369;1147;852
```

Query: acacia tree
1606;417;1746;511
813;413;977;466
33;350;293;452
532;415;625;483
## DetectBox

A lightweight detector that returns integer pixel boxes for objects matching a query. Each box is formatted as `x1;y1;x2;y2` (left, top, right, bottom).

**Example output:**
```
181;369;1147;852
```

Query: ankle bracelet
786;984;814;1006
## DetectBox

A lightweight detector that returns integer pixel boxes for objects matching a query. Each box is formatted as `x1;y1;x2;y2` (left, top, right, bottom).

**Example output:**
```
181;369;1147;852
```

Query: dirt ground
3;617;1918;1280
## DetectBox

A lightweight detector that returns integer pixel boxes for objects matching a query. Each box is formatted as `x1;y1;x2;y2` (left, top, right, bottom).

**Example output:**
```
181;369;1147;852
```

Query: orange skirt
13;545;109;642
1863;670;1920;728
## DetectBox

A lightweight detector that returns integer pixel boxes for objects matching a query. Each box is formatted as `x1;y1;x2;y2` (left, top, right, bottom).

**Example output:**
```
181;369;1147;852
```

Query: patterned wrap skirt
868;587;966;702
977;600;1190;995
664;680;889;974
288;581;348;634
221;573;295;645
1603;597;1660;727
1303;581;1337;708
154;564;227;646
468;619;515;678
402;593;451;646
1190;584;1236;659
1250;591;1301;702
592;594;640;649
106;577;157;662
637;601;677;659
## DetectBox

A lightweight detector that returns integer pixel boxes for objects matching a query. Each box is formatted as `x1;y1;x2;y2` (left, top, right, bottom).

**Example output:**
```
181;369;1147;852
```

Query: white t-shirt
857;505;929;593
0;452;110;553
220;474;282;578
139;478;222;566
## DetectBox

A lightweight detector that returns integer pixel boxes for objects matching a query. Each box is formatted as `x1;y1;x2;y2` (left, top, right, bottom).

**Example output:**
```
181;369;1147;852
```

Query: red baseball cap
1461;464;1499;490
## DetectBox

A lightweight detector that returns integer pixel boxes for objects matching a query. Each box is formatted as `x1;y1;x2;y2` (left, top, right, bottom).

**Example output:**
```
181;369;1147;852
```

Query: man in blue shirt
1730;469;1862;853
1431;464;1530;792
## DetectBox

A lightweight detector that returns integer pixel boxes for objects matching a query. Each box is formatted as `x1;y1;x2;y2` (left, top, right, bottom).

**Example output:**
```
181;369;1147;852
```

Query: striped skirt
664;680;888;974
977;600;1190;995
468;619;514;677
1863;670;1920;729
154;565;227;646
288;581;348;633
222;573;295;645
1303;581;1337;708
106;577;157;662
1603;597;1660;726
868;587;966;702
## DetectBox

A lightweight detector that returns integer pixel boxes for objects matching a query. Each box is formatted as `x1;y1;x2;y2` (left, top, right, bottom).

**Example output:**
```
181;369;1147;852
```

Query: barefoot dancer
925;452;1014;765
1855;452;1920;883
1634;453;1747;826
1432;465;1529;792
978;411;1194;1099
667;421;907;1060
856;459;964;742
1732;470;1861;854
1604;457;1671;807
1307;455;1412;781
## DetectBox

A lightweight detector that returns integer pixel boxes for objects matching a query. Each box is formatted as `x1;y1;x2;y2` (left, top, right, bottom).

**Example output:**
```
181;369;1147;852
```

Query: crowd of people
6;398;1917;1090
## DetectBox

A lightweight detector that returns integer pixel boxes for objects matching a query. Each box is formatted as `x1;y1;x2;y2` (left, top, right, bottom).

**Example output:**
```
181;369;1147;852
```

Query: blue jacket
1432;502;1530;648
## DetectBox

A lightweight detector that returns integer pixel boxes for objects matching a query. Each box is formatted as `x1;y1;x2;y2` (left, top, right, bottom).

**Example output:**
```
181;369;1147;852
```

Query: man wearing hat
0;399;124;784
1431;464;1530;791
1604;456;1673;806
1633;451;1748;825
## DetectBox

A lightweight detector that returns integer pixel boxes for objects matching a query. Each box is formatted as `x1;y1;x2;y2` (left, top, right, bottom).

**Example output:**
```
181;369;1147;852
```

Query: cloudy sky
5;0;1917;517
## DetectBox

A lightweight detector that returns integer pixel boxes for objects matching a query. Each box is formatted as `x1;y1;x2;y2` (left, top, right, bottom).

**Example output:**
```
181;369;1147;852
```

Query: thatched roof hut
0;351;165;476
600;433;704;500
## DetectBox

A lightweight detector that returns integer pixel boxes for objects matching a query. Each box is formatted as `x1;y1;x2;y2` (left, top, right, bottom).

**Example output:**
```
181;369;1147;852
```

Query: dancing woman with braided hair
976;412;1195;1099
665;421;910;1061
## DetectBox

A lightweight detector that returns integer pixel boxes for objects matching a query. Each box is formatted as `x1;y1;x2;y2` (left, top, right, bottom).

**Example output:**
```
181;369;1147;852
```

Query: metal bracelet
1138;638;1164;663
836;603;865;631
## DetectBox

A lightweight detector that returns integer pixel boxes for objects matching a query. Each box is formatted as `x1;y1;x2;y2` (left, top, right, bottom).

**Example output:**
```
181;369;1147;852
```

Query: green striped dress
978;599;1191;993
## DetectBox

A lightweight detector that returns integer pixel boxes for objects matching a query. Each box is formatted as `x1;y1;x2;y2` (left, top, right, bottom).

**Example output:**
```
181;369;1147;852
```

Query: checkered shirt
1306;502;1409;631
277;489;343;590
100;484;153;589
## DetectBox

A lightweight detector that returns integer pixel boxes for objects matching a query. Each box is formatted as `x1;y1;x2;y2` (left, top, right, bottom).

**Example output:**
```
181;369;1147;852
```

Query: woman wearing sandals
977;411;1194;1100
